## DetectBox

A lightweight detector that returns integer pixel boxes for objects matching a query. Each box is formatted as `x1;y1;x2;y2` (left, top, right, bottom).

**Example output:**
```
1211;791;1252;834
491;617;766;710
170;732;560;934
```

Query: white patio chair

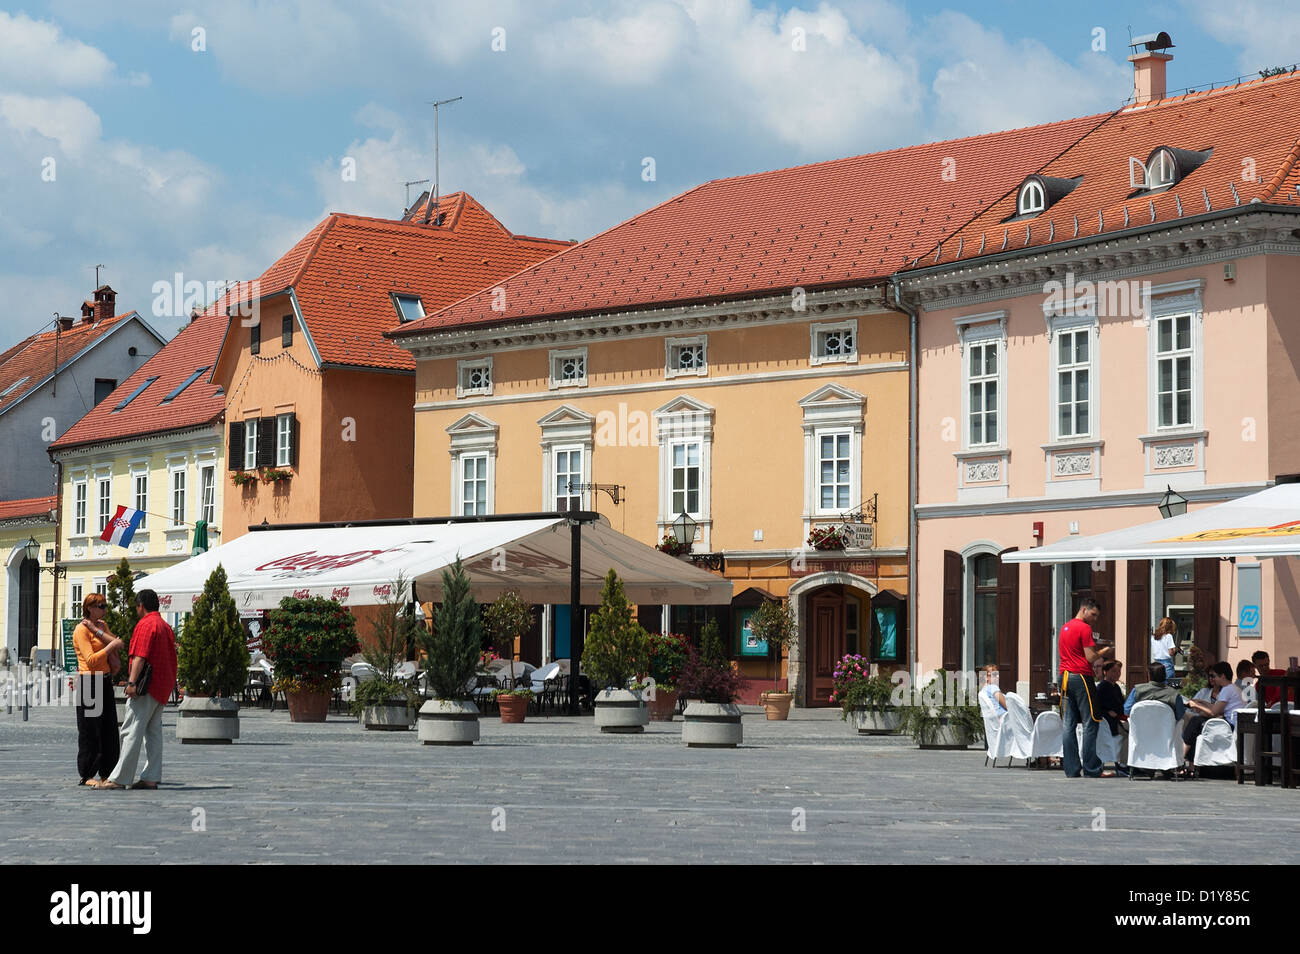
350;662;378;684
996;692;1035;765
1030;710;1064;759
978;689;1005;766
1076;721;1124;767
1192;717;1236;775
531;661;560;692
1127;700;1181;778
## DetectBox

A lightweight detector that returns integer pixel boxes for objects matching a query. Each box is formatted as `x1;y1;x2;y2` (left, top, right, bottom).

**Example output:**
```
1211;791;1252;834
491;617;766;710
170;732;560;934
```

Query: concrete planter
176;696;240;744
418;699;480;745
362;703;415;730
593;689;648;733
760;691;794;721
917;718;975;750
851;708;900;735
682;701;743;747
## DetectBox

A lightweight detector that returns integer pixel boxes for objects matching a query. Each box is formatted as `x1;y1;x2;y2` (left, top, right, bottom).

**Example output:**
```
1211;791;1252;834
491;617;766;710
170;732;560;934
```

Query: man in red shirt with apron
101;590;178;790
1059;597;1113;778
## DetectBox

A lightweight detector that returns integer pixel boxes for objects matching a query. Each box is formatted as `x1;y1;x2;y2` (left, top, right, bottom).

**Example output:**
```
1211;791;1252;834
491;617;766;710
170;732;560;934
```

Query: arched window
1017;180;1046;215
1147;149;1176;188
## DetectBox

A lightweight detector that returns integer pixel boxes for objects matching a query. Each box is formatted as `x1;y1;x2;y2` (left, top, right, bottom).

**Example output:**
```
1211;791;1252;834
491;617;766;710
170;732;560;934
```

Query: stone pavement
3;702;1298;864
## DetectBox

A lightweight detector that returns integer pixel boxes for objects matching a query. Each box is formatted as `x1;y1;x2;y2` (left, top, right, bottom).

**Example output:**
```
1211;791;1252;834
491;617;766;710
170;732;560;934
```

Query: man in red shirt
101;590;177;791
1059;597;1113;778
1251;651;1289;708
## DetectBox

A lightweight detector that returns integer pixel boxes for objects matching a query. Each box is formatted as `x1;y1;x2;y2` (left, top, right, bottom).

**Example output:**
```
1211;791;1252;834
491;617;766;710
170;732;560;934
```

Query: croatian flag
100;505;144;548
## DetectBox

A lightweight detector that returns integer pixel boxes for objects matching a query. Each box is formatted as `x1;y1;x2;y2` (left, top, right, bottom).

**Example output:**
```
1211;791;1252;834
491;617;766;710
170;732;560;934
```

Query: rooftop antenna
403;178;430;217
423;96;462;225
93;264;105;288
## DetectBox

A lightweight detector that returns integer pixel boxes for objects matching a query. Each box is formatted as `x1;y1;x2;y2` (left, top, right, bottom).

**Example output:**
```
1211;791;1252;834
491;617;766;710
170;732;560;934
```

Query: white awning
140;516;733;612
1003;484;1300;564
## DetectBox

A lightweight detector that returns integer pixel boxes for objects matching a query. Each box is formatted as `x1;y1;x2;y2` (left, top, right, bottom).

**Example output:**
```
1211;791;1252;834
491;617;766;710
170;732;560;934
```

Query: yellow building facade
1;499;58;663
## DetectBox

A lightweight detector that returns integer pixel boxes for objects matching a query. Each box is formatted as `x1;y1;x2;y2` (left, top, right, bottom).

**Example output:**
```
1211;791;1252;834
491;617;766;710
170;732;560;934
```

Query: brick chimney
80;301;94;324
58;316;75;331
92;285;116;322
1128;32;1175;104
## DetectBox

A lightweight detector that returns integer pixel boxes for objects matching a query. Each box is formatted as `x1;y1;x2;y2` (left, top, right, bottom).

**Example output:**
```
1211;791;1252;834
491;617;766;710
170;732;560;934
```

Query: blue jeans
1061;670;1102;777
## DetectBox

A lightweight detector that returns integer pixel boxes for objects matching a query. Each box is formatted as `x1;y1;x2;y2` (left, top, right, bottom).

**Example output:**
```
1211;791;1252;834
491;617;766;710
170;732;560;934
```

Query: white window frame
169;464;187;529
665;335;708;379
810;319;858;366
668;440;703;517
814;428;854;515
244;418;259;470
69;582;84;618
966;338;1001;448
548;347;587;390
458;453;490;516
131;468;149;532
97;475;113;533
956;315;1008;451
1152;312;1197;430
654;396;714;550
94;581;107;598
1050;318;1098;441
1018;180;1045;215
275;414;292;467
200;464;217;526
538;405;594;512
73;478;88;537
1148;149;1175;188
799;384;865;525
552;444;586;512
447;413;498;516
457;357;494;398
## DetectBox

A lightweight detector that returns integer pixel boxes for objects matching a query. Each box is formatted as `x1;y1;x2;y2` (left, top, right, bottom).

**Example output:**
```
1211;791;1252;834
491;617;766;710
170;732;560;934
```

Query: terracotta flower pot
286;688;330;723
648;688;679;722
760;691;793;721
497;694;528;723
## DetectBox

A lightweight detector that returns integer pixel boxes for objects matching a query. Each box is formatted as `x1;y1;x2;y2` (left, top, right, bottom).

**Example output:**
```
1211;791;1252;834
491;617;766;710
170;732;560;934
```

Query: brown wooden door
942;550;963;672
1126;560;1151;682
1029;562;1052;698
1194;557;1220;658
1091;561;1116;645
807;590;846;707
995;548;1020;690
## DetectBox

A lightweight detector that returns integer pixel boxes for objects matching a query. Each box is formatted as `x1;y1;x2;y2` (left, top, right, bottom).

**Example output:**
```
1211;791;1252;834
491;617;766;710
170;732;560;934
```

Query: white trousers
109;693;164;785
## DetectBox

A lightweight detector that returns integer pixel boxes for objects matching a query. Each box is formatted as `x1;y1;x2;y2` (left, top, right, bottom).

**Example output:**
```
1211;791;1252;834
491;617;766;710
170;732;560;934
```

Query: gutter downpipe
884;279;919;687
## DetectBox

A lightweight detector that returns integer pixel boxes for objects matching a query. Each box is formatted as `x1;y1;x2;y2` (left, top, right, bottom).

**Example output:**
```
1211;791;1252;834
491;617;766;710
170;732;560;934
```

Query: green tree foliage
177;564;247;697
749;598;797;691
581;569;650;690
104;558;138;683
420;558;482;701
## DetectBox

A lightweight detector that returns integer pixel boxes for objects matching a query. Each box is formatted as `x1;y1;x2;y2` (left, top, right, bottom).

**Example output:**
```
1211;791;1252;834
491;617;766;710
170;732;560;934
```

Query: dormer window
393;294;426;322
1018;180;1046;215
1007;175;1081;221
1132;146;1211;192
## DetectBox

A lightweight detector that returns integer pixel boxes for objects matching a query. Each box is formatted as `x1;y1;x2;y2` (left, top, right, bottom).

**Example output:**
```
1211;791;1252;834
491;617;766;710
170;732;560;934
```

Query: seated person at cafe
1236;659;1258;708
1124;663;1186;721
1252;651;1290;708
1183;661;1244;763
1096;660;1126;736
980;664;1007;714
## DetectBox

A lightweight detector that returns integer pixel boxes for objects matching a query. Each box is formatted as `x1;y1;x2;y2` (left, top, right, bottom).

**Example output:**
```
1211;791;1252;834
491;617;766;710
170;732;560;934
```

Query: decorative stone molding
966;461;1000;482
1139;430;1206;489
1154;443;1196;468
1054;452;1093;476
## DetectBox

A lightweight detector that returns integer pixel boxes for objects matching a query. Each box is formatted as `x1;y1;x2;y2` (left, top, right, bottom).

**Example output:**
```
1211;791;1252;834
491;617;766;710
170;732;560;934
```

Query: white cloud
0;12;147;89
0;94;103;157
1181;0;1300;73
928;12;1129;137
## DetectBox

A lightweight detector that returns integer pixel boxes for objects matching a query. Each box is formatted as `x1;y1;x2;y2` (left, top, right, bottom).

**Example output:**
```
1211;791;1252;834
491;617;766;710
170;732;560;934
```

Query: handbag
135;660;153;697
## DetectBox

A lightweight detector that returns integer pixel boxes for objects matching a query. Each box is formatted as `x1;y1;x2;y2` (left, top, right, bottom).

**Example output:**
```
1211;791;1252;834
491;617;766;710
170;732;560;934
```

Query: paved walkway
3;703;1297;864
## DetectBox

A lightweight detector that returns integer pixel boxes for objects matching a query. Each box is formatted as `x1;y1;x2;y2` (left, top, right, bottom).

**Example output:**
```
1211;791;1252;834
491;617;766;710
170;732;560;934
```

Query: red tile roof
0;314;139;417
49;307;228;452
245;192;571;371
911;71;1300;269
389;113;1111;336
0;495;56;521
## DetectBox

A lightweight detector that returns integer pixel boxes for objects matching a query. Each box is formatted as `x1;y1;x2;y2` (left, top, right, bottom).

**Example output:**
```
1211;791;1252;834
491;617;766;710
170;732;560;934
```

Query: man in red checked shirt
101;590;177;791
1059;597;1113;778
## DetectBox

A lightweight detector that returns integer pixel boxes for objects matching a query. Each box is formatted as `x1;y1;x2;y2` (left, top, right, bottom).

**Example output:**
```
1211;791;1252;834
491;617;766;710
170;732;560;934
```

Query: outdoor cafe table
1242;674;1300;788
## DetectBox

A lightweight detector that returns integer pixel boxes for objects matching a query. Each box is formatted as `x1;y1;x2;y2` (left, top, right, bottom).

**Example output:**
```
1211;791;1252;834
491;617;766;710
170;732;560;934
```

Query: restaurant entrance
805;584;869;707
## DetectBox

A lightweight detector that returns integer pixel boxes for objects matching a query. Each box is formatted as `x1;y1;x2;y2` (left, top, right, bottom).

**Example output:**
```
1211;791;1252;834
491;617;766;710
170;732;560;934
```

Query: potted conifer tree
678;618;745;747
104;558;139;720
483;590;535;723
355;573;422;730
176;564;246;743
417;558;483;745
749;598;797;720
583;569;651;733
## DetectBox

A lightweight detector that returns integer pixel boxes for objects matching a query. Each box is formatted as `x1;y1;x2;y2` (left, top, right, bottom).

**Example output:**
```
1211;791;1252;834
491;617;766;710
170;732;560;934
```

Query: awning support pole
568;519;582;716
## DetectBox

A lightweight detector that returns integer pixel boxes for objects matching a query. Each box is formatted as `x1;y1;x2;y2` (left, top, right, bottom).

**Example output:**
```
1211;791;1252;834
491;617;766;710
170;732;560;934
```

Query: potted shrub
678;618;745;747
175;564;246;743
416;558;483;745
655;535;690;557
899;671;984;750
354;573;422;730
647;632;690;721
832;655;898;735
582;569;651;733
263;596;359;722
749;598;797;720
483;590;535;723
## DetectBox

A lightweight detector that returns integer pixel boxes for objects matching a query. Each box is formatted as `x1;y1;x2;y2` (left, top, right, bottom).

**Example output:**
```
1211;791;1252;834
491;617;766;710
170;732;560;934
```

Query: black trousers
75;674;120;782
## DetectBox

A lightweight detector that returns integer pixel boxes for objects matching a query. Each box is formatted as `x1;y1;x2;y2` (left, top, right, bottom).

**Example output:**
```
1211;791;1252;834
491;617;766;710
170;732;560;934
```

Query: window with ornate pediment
446;413;499;516
799;383;865;528
538;405;594;511
654;395;714;550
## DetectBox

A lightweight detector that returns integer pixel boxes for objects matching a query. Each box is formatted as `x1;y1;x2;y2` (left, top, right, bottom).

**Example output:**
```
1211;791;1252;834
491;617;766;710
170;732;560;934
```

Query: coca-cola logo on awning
292;589;311;599
331;586;350;601
255;550;396;573
372;583;393;599
159;595;173;609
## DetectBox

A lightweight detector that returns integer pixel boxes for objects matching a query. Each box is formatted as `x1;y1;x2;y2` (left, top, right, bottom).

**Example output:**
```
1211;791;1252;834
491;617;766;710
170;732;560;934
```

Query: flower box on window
231;471;257;487
656;534;691;557
807;525;849;551
260;467;293;484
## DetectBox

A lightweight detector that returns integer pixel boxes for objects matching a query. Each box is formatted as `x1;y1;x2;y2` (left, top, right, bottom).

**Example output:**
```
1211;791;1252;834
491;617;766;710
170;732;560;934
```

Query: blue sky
1;0;1294;350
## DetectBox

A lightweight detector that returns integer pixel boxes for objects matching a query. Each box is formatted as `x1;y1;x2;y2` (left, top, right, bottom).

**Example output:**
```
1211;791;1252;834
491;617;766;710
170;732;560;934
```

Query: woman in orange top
73;593;123;787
